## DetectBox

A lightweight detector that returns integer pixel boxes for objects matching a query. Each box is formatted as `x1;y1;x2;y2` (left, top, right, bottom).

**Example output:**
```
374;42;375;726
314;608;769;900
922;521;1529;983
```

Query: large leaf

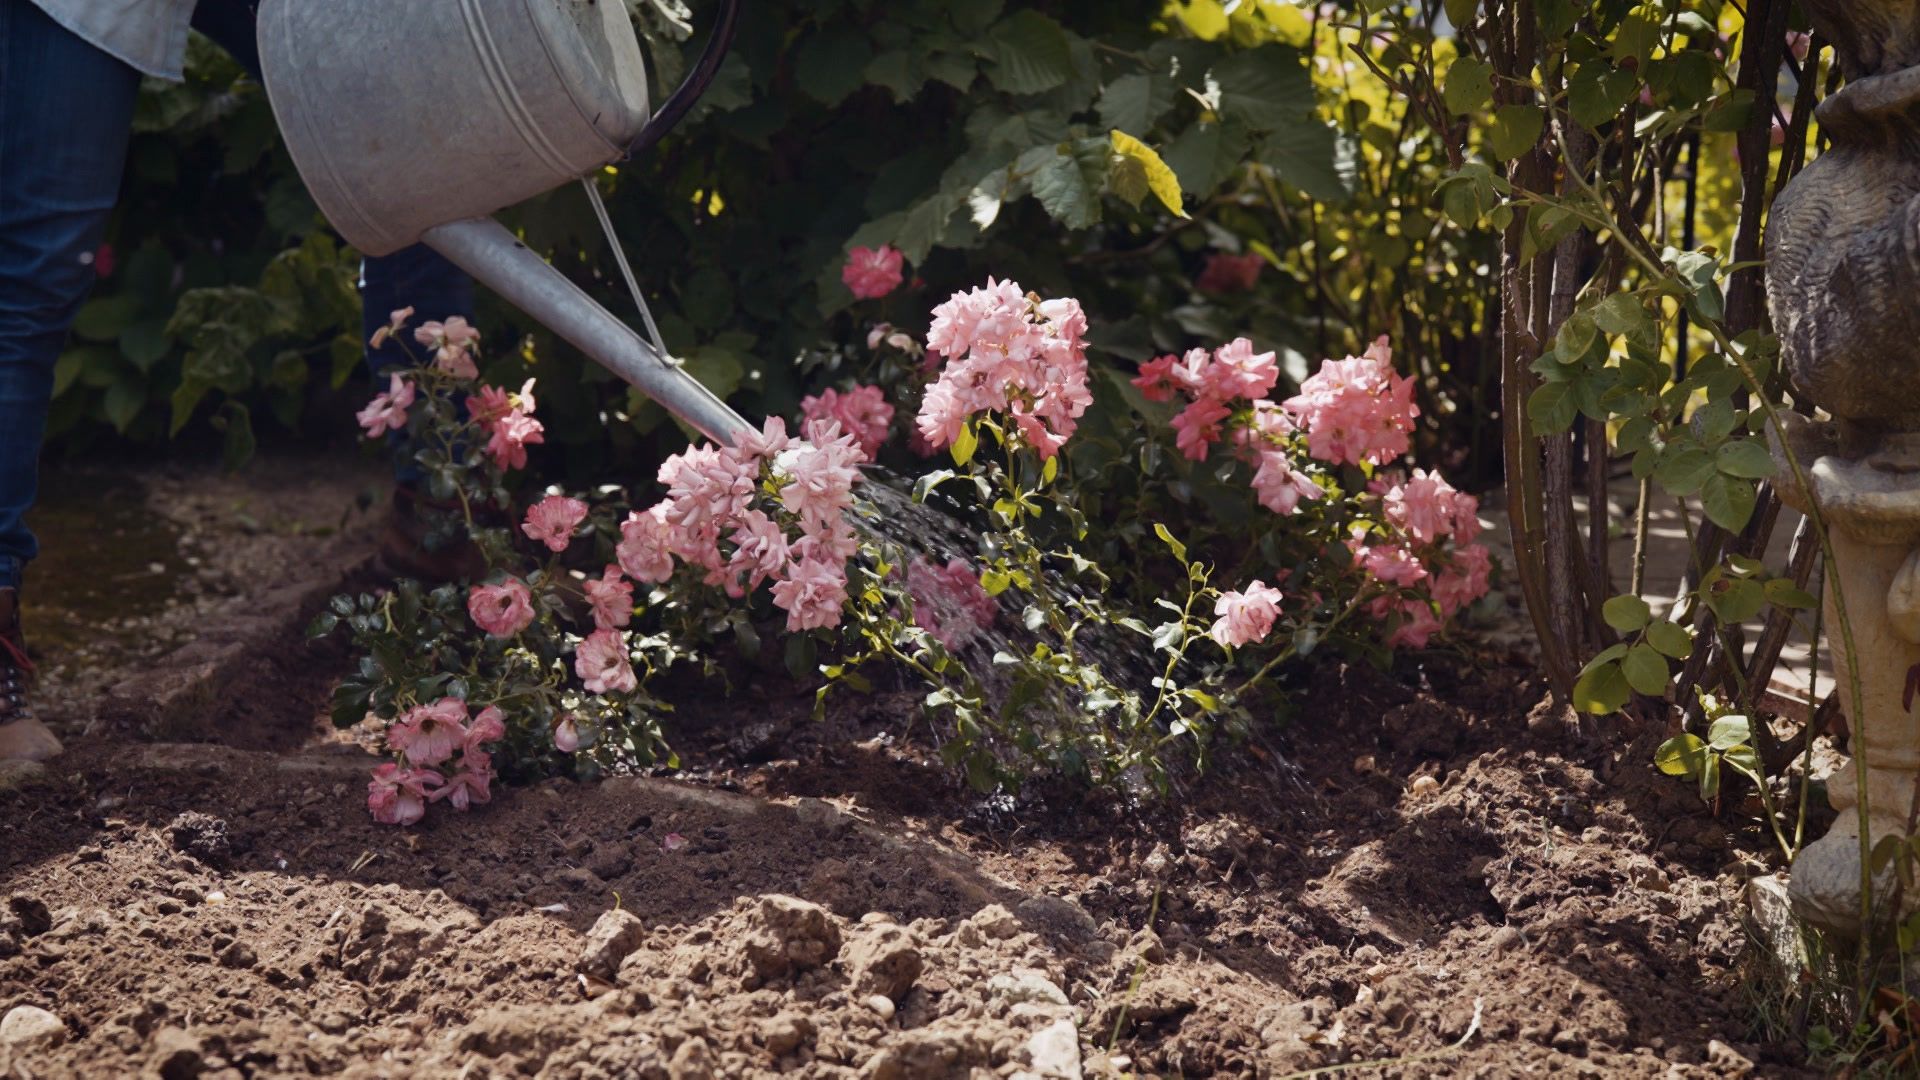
1256;120;1354;202
1488;104;1544;161
1700;473;1758;531
1109;131;1188;218
1098;73;1177;135
1212;45;1315;131
1443;57;1492;115
794;28;873;107
1162;120;1251;196
1029;137;1109;230
984;10;1076;95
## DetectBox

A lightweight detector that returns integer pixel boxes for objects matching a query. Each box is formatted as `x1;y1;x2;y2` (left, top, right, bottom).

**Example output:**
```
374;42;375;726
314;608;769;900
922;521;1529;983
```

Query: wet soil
0;455;1812;1078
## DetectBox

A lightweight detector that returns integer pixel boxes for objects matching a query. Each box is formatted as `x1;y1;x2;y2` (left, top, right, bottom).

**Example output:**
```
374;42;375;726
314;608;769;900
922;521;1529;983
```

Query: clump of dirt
0;453;1816;1078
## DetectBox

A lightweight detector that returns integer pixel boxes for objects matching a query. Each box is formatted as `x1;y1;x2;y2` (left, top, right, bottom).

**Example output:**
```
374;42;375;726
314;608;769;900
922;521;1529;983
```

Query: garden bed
0;461;1810;1077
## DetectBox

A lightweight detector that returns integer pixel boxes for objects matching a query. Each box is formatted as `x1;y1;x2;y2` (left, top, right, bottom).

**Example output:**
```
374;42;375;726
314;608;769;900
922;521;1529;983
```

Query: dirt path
0;455;1810;1078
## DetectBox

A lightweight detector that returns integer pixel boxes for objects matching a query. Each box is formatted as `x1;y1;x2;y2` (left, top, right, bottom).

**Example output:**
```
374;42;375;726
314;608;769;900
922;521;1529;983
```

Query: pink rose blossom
770;557;849;631
617;504;678;584
553;715;582;753
1196;252;1265;293
522;494;589;553
388;697;470;767
466;705;505;750
1132;355;1181;402
1210;580;1285;648
356;373;416;437
1431;543;1494;617
726;511;791;597
736;415;793;461
905;557;998;650
1204;338;1280;402
369;306;416;349
583;565;634;629
576;628;638;694
1251;451;1322;515
842;244;905;299
1171;396;1232;461
1361;542;1428;588
468;578;535;638
801;385;894;460
777;423;864;529
1382;469;1459;545
485;413;545;471
432;751;494;811
1372;596;1445;649
415;316;481;379
367;763;443;826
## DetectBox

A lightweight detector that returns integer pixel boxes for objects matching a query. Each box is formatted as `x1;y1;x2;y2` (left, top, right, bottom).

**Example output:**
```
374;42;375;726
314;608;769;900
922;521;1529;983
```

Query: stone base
1747;875;1809;975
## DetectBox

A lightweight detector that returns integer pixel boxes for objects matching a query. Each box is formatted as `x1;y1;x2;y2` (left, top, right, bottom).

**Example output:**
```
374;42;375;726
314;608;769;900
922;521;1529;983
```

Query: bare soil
0;454;1812;1078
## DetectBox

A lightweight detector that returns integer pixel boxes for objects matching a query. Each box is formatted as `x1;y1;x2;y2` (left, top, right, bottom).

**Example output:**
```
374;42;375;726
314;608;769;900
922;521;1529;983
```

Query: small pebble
862;994;896;1021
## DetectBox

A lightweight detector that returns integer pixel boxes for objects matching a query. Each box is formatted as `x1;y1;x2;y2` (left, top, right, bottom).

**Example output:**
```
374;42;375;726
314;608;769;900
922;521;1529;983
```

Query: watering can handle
627;0;743;158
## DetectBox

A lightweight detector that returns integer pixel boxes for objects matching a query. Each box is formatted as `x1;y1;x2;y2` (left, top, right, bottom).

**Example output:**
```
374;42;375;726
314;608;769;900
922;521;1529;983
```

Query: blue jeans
0;0;471;591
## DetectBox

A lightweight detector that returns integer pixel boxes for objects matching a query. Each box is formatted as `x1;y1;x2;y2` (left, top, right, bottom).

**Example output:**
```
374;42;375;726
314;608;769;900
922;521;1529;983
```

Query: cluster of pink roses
367;697;503;825
917;278;1094;461
354;308;546;473
1356;469;1491;648
1139;335;1489;652
613;417;864;632
801;385;894;462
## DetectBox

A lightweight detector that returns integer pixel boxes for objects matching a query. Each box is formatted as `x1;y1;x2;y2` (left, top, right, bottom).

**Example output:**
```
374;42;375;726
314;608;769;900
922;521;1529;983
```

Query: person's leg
0;0;143;759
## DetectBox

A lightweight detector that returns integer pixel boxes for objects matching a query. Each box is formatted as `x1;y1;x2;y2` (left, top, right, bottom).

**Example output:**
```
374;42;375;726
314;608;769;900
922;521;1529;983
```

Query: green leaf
1444;0;1478;28
864;49;926;103
1030;137;1109;230
1646;620;1694;659
1708;714;1752;750
1212;45;1315;131
950;421;979;466
1715;439;1776;479
72;294;138;343
1154;523;1188;564
214;400;256;471
1655;733;1709;777
1567;64;1638;128
1765;578;1818;610
1722;743;1763;780
1443;57;1493;115
1256;120;1355;202
1097;73;1176;134
103;378;145;433
1655;446;1715;496
1528;381;1578;435
1700;473;1758;531
985;10;1076;95
1109;130;1189;218
119;320;172;372
1707;577;1767;624
1622;644;1670;696
794;28;873;107
1572;660;1631;715
1162;120;1251;196
1556;312;1599;363
1591;293;1654;343
1488;104;1544;161
1602;593;1652;633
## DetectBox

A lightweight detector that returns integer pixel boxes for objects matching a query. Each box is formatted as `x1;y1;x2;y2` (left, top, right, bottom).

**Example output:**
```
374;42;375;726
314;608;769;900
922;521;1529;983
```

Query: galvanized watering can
257;0;752;444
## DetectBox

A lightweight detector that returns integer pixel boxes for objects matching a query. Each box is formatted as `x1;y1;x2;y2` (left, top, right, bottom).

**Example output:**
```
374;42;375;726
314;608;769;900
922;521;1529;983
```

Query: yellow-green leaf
951;421;978;466
1109;130;1189;219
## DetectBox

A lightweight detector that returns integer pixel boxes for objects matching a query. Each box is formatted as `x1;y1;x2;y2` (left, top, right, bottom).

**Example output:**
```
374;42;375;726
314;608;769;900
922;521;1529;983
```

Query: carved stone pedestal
1764;0;1920;944
1776;430;1920;936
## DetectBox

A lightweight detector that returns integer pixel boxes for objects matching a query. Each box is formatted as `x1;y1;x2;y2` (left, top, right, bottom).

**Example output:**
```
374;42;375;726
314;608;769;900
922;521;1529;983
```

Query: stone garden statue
1768;0;1920;936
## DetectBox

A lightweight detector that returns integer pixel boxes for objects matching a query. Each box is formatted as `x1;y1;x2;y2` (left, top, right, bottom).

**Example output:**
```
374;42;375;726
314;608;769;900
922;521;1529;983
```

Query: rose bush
320;273;1488;822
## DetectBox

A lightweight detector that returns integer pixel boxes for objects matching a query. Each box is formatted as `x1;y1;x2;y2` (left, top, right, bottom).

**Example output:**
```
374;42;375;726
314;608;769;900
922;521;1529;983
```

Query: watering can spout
424;218;755;447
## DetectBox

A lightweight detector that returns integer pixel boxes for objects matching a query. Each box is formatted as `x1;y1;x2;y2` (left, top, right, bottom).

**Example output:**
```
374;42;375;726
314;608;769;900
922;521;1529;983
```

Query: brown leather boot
377;487;491;585
0;589;61;762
